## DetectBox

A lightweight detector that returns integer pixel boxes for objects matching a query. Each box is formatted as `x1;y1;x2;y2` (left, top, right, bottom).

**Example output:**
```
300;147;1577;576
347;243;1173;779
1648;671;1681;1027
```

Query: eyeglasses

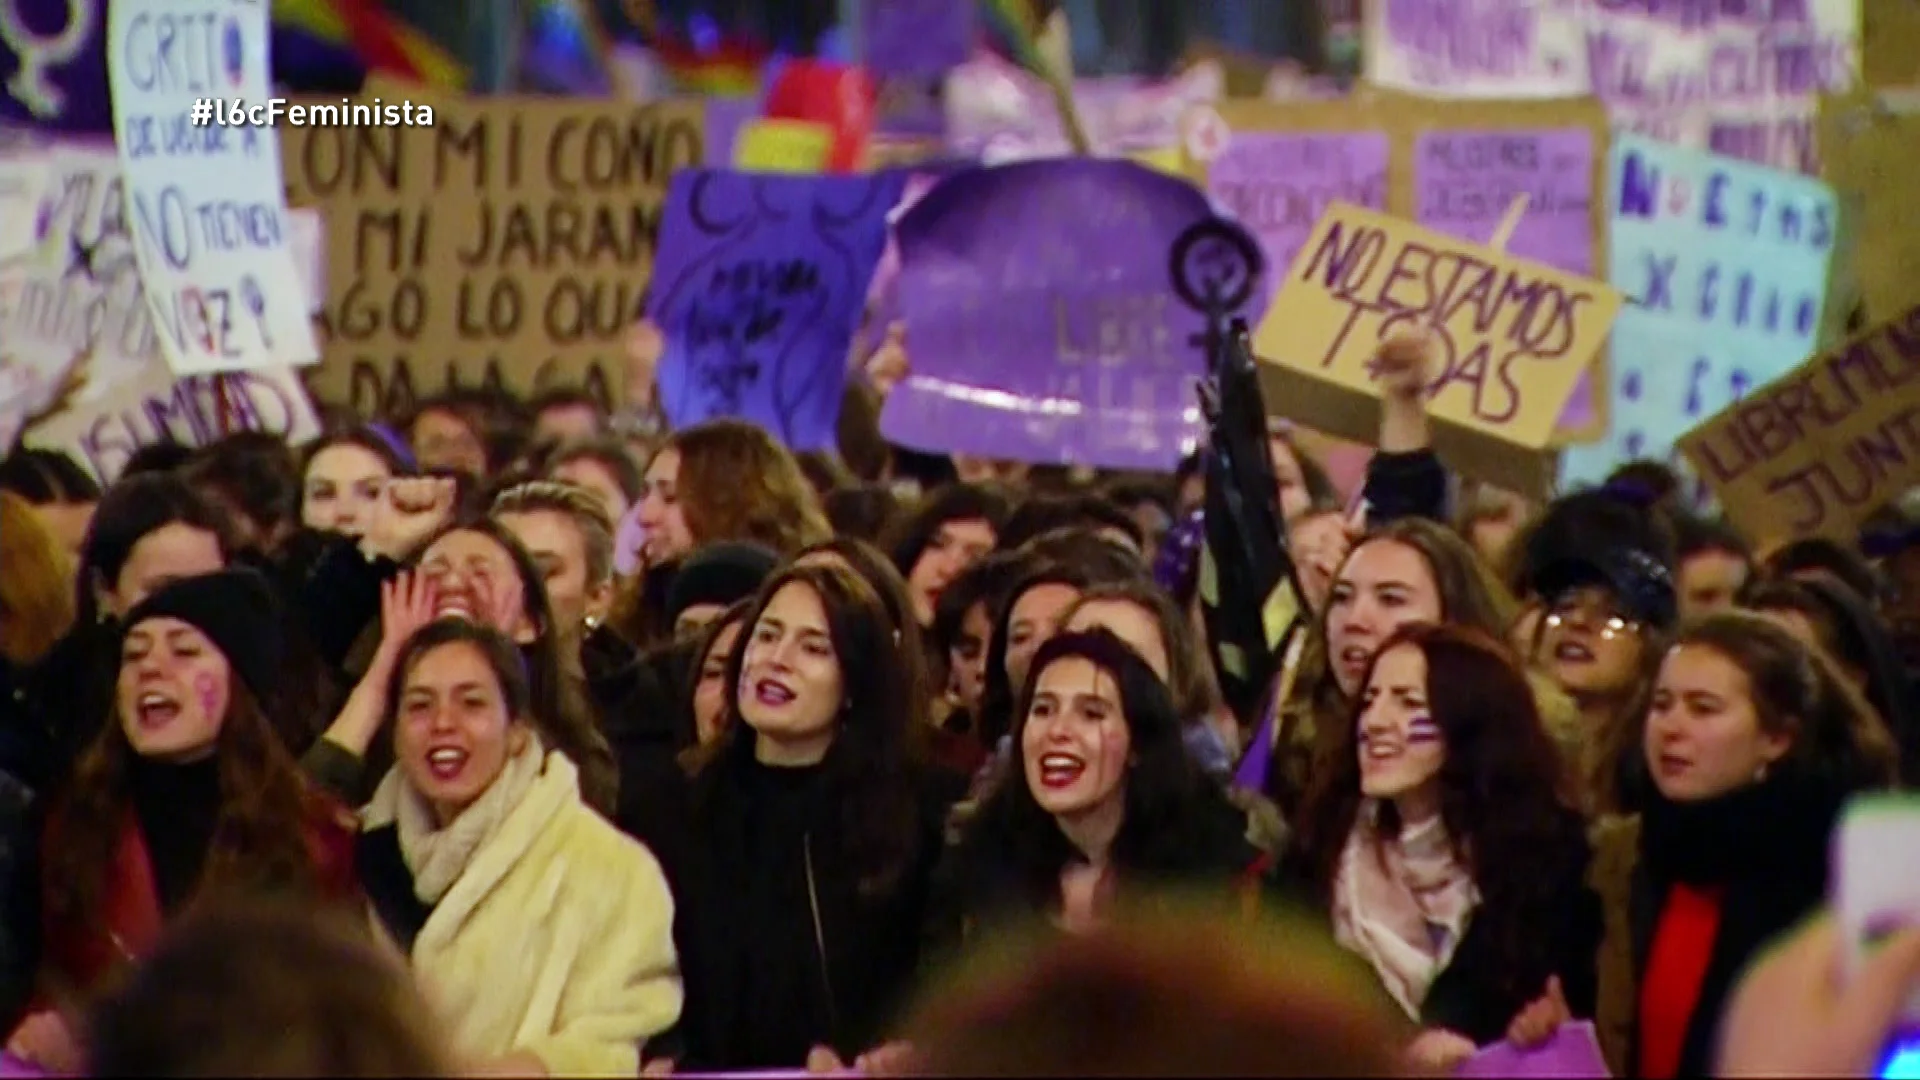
1543;601;1644;640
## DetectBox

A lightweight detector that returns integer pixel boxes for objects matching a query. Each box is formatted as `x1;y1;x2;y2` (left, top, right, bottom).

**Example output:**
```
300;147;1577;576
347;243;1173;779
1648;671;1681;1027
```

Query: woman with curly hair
7;570;359;1072
932;629;1261;946
1286;622;1600;1074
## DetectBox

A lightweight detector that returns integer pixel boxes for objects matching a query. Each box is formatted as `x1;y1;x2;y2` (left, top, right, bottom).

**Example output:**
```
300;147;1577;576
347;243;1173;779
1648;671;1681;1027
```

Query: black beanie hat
122;568;284;702
665;541;780;624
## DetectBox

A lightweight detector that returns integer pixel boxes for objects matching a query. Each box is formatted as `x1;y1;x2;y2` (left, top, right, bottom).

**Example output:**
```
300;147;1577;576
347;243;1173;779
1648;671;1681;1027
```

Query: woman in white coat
357;618;682;1077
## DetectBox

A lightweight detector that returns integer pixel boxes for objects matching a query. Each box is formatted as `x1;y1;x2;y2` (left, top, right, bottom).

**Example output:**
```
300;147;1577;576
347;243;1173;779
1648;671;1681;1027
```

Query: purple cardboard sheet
1413;127;1600;434
1455;1021;1611;1079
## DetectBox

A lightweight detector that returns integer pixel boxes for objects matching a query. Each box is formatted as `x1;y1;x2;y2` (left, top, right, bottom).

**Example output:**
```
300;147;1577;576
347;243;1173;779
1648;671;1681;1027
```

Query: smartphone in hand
1834;794;1920;1078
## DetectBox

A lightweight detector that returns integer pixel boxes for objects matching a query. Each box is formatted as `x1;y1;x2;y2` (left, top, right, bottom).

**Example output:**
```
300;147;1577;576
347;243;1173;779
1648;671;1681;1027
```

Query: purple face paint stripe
1407;715;1441;742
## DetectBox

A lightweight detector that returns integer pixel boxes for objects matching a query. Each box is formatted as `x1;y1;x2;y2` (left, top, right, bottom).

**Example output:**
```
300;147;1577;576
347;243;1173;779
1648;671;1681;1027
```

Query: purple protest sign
0;0;111;133
861;0;973;77
1455;1021;1610;1078
1206;131;1389;323
881;159;1264;471
701;97;758;167
1414;128;1600;434
648;169;907;452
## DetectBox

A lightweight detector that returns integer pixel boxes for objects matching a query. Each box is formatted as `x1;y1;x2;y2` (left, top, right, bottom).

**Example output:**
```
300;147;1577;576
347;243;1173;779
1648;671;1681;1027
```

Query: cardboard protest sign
1677;303;1920;546
1818;91;1920;327
1253;201;1623;497
1362;0;1858;176
105;0;318;376
1188;95;1613;446
24;357;318;484
647;169;906;450
0;146;50;261
3;142;157;406
281;95;705;417
1562;134;1837;492
882;159;1263;470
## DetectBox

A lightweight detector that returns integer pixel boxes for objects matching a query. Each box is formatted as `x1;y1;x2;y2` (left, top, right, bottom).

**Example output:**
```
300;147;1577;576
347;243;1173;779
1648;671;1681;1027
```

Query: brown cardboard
1818;90;1920;331
280;95;705;417
1677;303;1920;545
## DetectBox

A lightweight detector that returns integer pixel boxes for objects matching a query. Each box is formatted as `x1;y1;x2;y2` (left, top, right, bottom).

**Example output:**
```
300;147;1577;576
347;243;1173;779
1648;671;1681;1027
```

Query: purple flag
1455;1021;1611;1079
1413;128;1600;433
648;169;907;451
1;0;112;132
881;159;1263;471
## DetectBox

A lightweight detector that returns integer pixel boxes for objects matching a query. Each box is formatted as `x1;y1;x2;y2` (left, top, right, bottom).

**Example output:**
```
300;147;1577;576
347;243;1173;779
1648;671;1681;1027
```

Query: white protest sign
0;146;52;261
106;0;318;375
1;142;158;407
24;357;320;484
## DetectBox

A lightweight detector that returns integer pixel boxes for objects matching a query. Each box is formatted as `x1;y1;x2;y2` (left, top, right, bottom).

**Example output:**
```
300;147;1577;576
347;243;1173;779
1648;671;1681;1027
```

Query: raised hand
472;567;527;640
1367;329;1437;402
1505;975;1571;1049
379;571;440;657
363;476;456;562
864;322;910;397
1289;509;1356;616
626;318;665;405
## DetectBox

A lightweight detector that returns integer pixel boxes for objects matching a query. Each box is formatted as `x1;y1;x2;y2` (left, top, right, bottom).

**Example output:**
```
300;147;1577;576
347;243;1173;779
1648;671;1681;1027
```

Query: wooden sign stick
1488;193;1531;253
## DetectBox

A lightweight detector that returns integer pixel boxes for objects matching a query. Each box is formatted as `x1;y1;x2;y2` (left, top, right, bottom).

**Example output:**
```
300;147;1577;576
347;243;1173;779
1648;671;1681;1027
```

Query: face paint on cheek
193;672;225;722
1406;715;1441;743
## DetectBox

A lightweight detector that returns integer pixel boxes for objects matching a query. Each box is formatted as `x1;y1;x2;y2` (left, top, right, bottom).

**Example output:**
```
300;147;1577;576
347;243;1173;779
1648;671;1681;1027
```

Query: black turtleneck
128;754;224;915
1639;770;1846;888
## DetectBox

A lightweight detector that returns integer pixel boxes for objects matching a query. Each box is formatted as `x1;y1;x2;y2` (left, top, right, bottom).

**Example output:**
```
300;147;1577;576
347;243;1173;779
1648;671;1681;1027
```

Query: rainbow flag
273;0;467;90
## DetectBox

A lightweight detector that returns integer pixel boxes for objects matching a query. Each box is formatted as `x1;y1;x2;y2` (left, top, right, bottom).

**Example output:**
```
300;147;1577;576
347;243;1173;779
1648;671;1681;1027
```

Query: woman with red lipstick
632;563;949;1073
1585;612;1897;1078
1286;622;1599;1075
931;629;1260;946
302;520;616;816
358;619;681;1076
8;570;358;1073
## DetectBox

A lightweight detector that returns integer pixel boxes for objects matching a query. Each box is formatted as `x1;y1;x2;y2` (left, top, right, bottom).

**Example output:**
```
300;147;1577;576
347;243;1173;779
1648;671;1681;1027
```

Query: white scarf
391;736;545;904
1330;802;1479;1020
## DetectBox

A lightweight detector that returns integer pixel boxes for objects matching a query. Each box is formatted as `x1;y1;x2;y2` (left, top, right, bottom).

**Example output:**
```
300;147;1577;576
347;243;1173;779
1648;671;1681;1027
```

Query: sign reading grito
1255;202;1621;450
1678;304;1920;545
105;0;317;376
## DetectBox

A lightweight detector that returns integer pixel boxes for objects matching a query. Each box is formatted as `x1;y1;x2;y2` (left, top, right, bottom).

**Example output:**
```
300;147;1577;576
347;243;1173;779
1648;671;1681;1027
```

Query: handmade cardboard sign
1677;303;1920;545
1253;200;1622;497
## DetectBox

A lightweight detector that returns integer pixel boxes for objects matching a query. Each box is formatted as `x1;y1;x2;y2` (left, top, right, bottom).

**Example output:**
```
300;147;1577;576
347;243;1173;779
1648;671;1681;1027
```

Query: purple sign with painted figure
1206;131;1389;323
881;159;1264;471
1413;128;1600;434
648;169;907;452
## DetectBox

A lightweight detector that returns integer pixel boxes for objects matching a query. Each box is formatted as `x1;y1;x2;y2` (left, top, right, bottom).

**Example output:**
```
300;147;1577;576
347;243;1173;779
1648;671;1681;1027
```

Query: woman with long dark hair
301;519;616;814
1288;622;1599;1072
6;570;358;1071
634;563;948;1072
934;630;1260;944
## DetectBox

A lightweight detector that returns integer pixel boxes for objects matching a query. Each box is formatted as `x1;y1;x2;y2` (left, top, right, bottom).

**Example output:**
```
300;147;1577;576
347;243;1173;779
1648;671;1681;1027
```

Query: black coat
1626;773;1843;1077
631;750;954;1071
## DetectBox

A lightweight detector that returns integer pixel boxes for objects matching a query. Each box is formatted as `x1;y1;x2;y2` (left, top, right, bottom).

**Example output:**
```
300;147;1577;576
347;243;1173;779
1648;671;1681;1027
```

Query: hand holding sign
1253;198;1621;496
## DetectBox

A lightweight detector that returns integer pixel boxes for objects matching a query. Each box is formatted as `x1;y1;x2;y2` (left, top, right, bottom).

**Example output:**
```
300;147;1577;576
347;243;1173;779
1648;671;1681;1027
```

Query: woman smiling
358;620;681;1076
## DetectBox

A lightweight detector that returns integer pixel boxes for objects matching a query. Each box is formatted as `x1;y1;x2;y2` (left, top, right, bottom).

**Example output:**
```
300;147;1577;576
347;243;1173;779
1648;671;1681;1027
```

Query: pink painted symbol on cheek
192;672;225;722
1406;715;1441;743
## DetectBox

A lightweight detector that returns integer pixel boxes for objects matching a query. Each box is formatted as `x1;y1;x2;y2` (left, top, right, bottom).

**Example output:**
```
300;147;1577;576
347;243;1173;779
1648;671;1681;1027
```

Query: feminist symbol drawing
1;0;95;118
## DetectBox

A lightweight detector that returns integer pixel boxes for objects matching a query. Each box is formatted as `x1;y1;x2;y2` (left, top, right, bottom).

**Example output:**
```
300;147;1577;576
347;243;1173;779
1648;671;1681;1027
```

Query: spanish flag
272;0;467;90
